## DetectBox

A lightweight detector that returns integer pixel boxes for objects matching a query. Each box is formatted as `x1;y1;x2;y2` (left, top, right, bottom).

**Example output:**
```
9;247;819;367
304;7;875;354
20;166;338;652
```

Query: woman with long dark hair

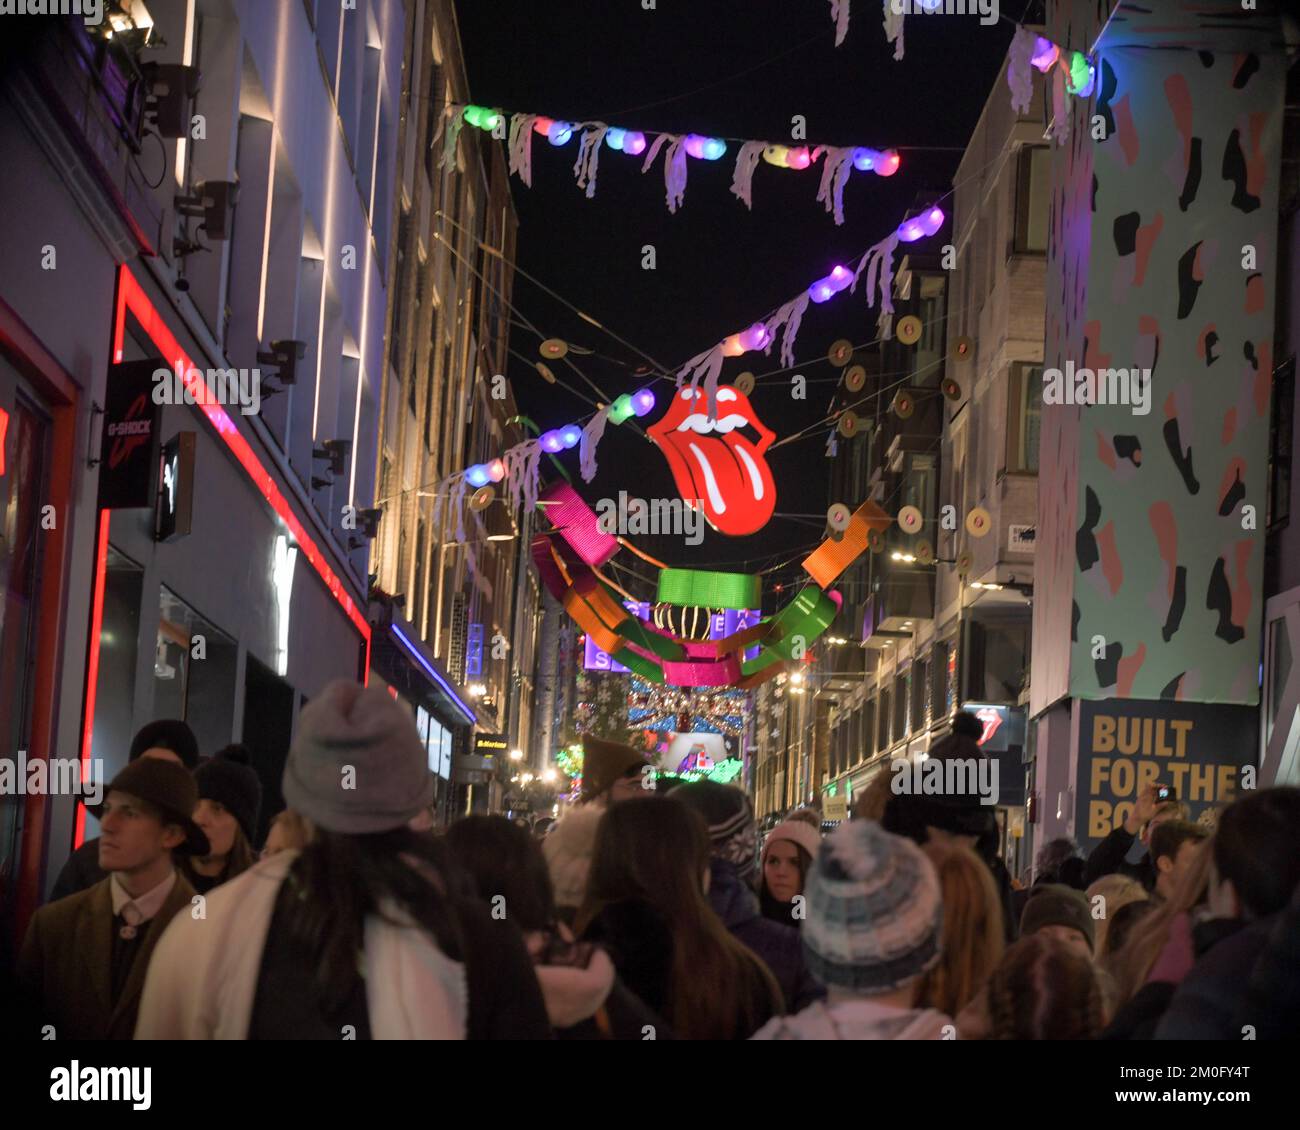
446;814;669;1039
137;681;545;1039
575;797;783;1040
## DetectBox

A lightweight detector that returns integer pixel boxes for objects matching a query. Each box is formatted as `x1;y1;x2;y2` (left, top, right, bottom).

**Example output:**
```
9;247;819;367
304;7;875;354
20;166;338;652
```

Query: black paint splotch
1096;58;1118;139
1071;600;1080;643
1232;53;1260;89
1219;467;1245;516
1177;241;1204;319
1178;137;1202;212
1114;435;1142;465
1163;417;1200;495
1095;641;1123;689
1204;330;1220;366
1114;212;1140;255
1162;565;1187;643
1077;486;1102;571
1222;128;1261;213
1160;671;1185;700
1207;557;1245;644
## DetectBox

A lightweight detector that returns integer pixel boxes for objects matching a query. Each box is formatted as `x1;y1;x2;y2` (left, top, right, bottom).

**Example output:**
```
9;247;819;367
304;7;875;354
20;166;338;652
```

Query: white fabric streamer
580;406;611;483
450;474;469;545
573;125;609;198
829;0;851;46
852;230;902;334
763;292;813;370
508;113;537;186
642;133;689;213
676;344;726;421
1007;27;1036;116
816;146;855;226
882;1;905;61
504;438;543;516
439;106;464;171
730;141;766;210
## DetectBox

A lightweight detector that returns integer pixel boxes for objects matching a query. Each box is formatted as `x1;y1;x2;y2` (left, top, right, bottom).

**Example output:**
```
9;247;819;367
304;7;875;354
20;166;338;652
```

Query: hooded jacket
707;857;824;1013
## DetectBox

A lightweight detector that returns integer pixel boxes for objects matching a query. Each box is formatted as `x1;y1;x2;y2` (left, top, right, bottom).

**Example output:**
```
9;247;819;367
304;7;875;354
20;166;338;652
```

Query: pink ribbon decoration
662;654;742;687
540;481;619;567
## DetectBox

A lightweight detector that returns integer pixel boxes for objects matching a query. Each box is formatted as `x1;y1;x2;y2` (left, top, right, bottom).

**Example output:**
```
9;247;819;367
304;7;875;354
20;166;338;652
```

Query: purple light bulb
632;388;656;416
540;430;564;453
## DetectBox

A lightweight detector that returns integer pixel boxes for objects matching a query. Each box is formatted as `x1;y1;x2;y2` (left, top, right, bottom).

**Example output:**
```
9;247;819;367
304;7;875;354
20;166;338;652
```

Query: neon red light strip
75;508;111;849
113;264;371;651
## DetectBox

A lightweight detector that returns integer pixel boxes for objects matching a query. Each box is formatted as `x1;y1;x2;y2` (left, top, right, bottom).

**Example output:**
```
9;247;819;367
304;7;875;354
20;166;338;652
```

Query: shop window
862;698;876;759
1014;146;1050;253
1007;363;1042;474
912;658;929;734
878;686;892;751
154;586;238;760
894;672;909;738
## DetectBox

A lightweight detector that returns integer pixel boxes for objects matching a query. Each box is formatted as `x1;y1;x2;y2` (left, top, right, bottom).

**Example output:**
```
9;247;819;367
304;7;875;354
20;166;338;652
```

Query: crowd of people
6;687;1299;1040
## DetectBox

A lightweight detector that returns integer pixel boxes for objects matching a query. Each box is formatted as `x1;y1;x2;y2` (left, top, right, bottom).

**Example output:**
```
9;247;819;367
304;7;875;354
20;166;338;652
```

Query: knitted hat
129;718;200;769
542;804;605;909
801;820;943;994
283;680;434;834
762;819;822;869
671;781;758;881
882;724;997;844
89;758;209;856
580;734;648;802
1020;883;1096;952
194;744;263;844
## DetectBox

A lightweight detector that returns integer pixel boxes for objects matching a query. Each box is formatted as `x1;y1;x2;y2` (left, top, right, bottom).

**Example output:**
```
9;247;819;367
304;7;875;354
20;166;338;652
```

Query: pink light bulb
738;323;768;351
622;131;647;156
1031;37;1059;72
879;150;901;177
487;459;506;483
785;146;812;170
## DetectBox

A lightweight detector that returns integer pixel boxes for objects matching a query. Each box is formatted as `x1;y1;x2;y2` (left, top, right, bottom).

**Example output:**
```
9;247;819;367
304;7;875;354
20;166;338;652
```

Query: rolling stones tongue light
647;385;776;537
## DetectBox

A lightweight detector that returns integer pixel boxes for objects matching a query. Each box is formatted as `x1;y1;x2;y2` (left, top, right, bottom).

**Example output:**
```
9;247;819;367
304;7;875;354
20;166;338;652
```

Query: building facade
0;0;408;941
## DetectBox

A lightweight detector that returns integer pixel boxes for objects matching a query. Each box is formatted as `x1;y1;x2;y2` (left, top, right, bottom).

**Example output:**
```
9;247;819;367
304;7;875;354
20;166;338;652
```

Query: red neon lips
648;385;776;537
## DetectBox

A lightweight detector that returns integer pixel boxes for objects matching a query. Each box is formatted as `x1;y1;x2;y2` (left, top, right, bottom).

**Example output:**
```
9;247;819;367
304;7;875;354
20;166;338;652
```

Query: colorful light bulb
1067;51;1095;96
702;137;727;160
605;127;626;151
622;131;647;156
738;323;769;351
920;206;945;236
785;146;812;170
560;424;582;449
1031;37;1059;72
463;105;500;130
808;277;836;304
466;464;491;488
533;116;555;136
540;430;564;453
684;134;707;159
548;121;573;146
828;265;852;293
897;218;926;243
721;335;746;357
609;394;635;424
878;150;901;177
632;388;656;417
762;145;790;168
852;147;879;172
486;459;506;483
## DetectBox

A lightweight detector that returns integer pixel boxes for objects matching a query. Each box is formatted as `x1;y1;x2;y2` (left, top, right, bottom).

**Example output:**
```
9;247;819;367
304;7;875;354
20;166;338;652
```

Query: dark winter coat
581;898;676;1022
48;838;106;902
707;858;824;1013
1237;885;1300;1040
1155;916;1277;1040
1084;826;1156;891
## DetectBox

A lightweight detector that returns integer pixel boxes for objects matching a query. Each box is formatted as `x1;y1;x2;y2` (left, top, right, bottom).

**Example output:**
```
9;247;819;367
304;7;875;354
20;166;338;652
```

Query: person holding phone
1083;784;1186;892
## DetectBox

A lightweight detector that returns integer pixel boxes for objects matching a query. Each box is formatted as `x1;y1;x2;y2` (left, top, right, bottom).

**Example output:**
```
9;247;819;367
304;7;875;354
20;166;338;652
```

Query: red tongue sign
648;386;776;536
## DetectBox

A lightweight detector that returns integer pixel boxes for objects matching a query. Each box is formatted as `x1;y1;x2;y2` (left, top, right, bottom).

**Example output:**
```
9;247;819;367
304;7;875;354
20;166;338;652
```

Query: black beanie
129;719;200;769
194;744;263;844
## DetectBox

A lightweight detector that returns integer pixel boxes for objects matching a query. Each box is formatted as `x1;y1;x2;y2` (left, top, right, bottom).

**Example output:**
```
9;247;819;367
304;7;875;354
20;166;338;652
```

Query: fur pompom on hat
543;804;606;910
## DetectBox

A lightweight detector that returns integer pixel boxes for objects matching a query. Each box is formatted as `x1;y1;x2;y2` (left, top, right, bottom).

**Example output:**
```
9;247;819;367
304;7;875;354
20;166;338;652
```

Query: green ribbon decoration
655;568;762;610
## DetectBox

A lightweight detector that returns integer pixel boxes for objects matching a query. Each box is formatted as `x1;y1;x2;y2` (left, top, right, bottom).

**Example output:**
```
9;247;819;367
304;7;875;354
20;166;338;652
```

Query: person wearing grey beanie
752;820;951;1040
139;681;548;1040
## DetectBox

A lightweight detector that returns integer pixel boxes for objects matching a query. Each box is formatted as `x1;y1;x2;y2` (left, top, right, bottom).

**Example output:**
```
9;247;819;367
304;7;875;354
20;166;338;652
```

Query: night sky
454;0;1019;592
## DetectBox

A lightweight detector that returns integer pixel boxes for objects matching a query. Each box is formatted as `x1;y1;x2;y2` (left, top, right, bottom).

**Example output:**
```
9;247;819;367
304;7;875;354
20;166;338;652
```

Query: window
932;642;949;721
912;658;929;734
1015;146;1050;253
894;674;908;740
425;301;441;451
1007;363;1043;473
862;698;876;759
1268;357;1295;531
878;686;892;751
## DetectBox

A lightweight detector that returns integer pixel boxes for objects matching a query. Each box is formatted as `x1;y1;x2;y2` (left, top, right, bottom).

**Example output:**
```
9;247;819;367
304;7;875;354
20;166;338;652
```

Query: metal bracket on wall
86;400;103;467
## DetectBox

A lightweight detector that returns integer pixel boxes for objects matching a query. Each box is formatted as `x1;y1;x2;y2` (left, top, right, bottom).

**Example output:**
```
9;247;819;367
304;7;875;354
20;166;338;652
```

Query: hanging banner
99;360;164;510
1074;700;1257;854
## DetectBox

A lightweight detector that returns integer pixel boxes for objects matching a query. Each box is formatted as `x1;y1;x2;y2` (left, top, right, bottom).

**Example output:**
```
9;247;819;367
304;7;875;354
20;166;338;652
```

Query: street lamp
521;772;534;785
509;748;524;761
542;768;557;784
